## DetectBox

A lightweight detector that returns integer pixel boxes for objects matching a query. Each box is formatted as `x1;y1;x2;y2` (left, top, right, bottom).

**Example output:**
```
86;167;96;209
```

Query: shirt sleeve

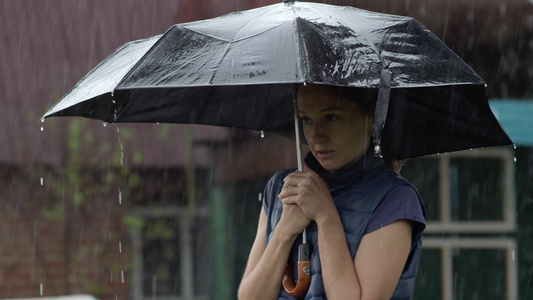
364;184;426;250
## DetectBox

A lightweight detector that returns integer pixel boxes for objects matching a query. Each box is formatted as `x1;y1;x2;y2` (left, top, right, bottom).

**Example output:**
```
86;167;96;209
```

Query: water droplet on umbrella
41;118;45;123
40;126;44;131
103;122;108;127
260;130;265;138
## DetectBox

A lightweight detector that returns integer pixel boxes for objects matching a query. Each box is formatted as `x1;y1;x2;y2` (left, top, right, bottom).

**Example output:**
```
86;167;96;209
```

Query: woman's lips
316;150;335;159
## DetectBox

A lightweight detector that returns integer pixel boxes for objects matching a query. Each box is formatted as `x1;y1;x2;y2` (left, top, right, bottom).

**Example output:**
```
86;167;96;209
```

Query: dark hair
334;86;378;115
297;84;378;115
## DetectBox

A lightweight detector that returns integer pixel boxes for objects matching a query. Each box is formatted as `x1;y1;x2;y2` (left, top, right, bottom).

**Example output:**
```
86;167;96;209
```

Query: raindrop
118;188;122;204
40;283;43;295
40;177;43;186
119;241;122;253
40;126;44;132
512;250;515;261
258;192;262;201
260;130;265;138
40;117;45;123
513;144;517;150
103;122;108;127
121;270;125;283
513;157;517;162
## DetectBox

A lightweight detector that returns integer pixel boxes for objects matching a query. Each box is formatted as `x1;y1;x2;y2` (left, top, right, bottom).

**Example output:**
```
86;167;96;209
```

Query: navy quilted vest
264;153;424;299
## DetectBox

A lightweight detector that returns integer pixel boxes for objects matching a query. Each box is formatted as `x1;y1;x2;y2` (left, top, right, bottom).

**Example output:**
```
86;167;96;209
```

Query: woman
238;84;426;300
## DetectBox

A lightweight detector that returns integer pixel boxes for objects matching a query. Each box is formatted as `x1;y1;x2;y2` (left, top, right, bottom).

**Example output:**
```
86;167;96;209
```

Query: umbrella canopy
43;1;513;160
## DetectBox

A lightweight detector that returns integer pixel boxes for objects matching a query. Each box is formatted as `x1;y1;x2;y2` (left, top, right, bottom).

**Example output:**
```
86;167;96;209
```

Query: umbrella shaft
293;98;303;172
292;95;307;244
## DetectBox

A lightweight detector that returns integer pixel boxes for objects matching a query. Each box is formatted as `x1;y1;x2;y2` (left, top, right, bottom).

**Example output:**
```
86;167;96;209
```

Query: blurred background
1;0;532;299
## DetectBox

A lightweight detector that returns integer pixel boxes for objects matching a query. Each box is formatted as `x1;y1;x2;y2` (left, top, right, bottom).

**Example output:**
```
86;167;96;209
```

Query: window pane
449;158;503;221
414;249;441;299
141;215;209;298
143;218;181;296
402;157;440;221
452;249;506;300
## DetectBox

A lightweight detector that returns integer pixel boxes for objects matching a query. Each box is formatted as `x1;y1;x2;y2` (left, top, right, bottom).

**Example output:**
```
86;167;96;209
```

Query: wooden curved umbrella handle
282;243;311;299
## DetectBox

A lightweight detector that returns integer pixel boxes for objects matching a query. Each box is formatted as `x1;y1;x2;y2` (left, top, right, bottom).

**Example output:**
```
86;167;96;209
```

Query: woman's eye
300;116;312;124
326;114;340;122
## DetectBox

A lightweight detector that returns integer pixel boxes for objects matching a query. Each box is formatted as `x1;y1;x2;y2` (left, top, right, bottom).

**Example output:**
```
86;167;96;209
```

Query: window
402;148;517;299
403;148;516;233
129;207;209;300
422;238;517;300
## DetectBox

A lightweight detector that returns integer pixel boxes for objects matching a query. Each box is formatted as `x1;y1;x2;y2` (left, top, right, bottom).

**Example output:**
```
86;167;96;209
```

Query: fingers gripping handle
282;243;311;298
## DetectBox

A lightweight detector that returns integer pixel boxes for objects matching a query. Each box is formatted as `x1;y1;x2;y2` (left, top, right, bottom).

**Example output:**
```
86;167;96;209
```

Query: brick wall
0;165;130;299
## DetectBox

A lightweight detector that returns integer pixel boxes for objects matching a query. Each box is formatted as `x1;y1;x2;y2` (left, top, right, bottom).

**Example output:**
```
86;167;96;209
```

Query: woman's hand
278;164;336;224
277;201;312;238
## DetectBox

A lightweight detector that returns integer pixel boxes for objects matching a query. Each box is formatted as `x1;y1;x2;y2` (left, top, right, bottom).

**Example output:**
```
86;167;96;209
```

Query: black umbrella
42;0;513;297
42;0;512;160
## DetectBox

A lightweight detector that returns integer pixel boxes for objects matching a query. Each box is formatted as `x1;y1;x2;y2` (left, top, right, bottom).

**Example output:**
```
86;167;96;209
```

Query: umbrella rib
303;5;386;75
201;5;292;84
182;6;290;43
182;22;289;44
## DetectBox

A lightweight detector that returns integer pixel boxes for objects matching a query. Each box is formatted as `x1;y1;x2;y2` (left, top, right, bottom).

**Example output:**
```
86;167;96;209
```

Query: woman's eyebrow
298;107;345;114
321;107;344;113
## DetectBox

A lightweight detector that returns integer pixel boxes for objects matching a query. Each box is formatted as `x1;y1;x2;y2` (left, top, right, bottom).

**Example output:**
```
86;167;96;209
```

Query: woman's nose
307;123;328;143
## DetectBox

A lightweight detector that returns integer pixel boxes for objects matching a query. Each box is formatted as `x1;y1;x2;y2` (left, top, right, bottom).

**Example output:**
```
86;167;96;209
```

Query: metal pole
293;97;303;173
293;89;306;244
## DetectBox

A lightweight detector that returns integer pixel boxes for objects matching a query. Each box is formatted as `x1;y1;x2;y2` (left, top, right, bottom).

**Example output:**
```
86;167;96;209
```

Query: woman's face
297;85;373;174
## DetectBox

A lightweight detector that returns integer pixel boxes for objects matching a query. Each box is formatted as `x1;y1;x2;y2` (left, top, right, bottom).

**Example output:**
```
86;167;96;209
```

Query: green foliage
145;219;175;241
122;214;145;236
41;202;66;221
38;119;147;296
